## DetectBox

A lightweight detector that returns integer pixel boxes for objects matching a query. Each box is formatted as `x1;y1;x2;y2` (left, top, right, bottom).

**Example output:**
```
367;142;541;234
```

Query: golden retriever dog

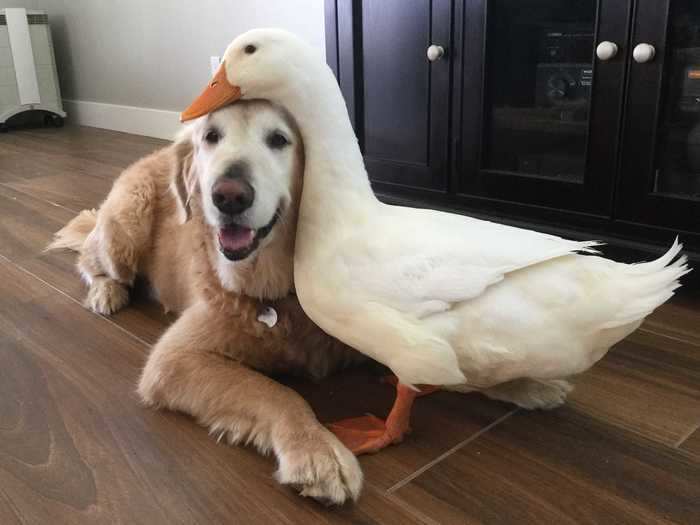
48;100;364;504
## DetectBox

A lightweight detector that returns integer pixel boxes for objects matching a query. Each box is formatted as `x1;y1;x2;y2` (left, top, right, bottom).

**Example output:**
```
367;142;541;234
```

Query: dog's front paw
276;428;363;505
85;278;129;315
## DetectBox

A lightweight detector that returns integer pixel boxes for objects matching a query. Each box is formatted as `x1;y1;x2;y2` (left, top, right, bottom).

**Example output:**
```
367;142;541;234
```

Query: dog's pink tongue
219;225;255;251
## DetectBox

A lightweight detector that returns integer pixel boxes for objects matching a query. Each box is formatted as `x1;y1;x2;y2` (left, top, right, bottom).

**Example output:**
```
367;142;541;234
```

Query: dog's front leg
137;302;363;505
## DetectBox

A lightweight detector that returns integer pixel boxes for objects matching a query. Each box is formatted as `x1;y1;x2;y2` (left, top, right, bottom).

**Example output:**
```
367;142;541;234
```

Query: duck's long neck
283;65;378;231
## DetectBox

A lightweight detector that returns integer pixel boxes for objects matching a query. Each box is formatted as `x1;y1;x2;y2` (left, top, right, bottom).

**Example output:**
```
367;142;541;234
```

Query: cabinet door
332;0;452;191
458;0;631;215
617;0;700;234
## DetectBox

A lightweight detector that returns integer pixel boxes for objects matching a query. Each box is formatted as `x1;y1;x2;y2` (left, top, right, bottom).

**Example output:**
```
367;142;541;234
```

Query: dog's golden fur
49;101;363;504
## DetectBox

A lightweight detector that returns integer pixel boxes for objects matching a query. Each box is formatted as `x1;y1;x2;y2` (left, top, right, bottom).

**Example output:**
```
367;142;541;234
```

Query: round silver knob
633;43;656;64
427;45;445;62
596;41;618;61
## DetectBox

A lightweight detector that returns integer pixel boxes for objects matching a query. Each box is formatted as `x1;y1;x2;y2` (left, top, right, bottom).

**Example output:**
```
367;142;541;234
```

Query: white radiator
0;8;65;127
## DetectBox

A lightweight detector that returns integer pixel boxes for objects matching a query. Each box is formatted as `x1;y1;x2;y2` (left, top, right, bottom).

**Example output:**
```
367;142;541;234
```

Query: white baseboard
63;99;181;140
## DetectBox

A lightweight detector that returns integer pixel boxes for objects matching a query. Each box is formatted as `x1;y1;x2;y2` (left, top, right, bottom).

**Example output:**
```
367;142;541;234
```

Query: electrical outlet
210;56;221;75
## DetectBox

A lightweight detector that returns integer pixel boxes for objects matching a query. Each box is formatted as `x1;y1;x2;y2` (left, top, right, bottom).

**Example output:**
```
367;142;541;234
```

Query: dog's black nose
212;178;255;216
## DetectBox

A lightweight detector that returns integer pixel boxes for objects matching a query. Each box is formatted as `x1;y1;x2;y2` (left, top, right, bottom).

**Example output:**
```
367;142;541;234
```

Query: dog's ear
171;128;197;223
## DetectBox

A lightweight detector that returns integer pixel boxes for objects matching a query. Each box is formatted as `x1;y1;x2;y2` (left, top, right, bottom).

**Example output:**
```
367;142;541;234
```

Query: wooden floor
1;125;699;524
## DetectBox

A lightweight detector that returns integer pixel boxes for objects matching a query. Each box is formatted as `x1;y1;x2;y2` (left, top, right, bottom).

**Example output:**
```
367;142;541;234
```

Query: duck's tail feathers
574;240;605;255
601;237;691;329
45;209;97;252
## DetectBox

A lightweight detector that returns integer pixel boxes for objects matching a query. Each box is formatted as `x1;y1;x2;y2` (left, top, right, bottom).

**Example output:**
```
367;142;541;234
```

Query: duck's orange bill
180;63;242;122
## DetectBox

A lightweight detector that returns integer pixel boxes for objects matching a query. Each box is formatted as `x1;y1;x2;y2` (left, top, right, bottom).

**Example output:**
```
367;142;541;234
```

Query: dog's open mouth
217;208;281;261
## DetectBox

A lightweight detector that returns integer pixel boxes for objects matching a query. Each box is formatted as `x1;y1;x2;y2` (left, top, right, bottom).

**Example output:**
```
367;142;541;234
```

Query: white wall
2;0;326;137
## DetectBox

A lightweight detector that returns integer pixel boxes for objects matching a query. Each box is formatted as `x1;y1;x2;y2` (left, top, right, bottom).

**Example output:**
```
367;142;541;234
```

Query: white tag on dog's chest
257;306;278;328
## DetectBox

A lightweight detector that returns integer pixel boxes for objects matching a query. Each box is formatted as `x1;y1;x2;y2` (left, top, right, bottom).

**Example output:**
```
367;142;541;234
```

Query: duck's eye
266;131;290;150
244;44;257;54
204;128;221;145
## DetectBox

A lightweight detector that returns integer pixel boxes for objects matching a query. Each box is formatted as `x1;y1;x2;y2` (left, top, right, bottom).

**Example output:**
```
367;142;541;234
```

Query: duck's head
181;28;323;122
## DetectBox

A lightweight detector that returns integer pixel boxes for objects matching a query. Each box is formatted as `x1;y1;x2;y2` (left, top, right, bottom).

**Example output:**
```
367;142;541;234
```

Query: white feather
219;29;692;389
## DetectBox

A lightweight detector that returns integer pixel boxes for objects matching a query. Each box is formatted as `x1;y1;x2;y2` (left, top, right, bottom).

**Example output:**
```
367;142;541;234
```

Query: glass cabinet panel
654;0;700;200
483;0;597;182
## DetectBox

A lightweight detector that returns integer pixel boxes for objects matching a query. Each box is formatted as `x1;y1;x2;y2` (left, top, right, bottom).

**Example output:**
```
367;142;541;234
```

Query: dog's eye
205;129;221;145
244;44;257;55
266;131;290;150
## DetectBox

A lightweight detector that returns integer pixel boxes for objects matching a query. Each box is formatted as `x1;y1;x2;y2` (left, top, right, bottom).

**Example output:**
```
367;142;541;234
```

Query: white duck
181;29;691;454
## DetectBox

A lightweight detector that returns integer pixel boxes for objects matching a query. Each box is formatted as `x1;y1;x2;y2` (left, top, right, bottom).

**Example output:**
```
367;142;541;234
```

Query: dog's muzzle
217;206;282;261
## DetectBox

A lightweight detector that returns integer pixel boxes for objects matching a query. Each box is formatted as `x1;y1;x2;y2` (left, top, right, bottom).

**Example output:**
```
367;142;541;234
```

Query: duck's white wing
347;206;601;318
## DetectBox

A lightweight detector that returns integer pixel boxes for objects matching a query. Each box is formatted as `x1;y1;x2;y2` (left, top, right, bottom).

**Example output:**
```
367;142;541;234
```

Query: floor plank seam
0;181;82;214
385;408;519;494
638;326;700;348
567;399;699;452
0;253;153;349
675;421;700;448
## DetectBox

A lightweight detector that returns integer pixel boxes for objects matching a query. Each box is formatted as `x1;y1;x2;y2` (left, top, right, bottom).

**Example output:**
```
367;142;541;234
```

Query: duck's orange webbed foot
327;382;440;455
327;414;398;455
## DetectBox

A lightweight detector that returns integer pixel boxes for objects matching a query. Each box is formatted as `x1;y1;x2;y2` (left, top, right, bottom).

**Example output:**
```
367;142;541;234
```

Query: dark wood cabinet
618;0;700;236
459;0;632;216
329;0;452;191
326;0;700;257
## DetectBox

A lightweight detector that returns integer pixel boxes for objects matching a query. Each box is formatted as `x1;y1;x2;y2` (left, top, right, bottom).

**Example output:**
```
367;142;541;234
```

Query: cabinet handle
596;41;618;61
427;45;445;62
633;43;656;63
